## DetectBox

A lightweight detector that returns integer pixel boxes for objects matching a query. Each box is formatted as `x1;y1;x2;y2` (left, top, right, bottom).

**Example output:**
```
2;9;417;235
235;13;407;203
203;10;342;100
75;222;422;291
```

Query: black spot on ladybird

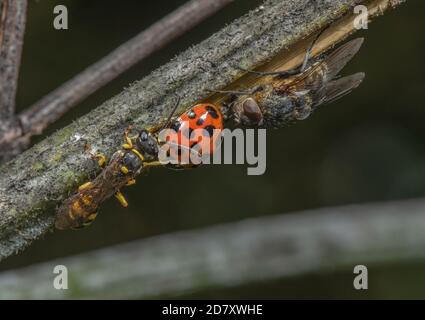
188;110;196;119
203;125;215;137
196;118;205;126
206;106;219;119
170;121;181;132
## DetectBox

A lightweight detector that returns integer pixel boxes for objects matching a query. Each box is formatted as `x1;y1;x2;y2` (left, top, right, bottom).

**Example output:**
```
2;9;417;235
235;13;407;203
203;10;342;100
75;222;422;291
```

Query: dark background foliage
1;0;424;298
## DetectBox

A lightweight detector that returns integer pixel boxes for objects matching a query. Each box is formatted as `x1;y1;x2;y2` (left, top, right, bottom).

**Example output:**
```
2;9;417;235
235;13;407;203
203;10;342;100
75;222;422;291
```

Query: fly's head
233;97;264;127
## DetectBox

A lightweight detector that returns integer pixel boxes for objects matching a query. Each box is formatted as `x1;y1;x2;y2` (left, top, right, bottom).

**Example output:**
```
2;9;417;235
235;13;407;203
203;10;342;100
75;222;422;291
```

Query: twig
0;0;27;163
18;0;235;137
0;0;406;261
1;198;425;299
0;0;27;117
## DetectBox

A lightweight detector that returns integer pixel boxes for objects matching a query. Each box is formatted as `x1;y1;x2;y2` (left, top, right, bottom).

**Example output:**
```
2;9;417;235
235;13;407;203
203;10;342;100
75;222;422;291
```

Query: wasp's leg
122;126;140;150
120;165;130;175
80;213;98;228
126;178;136;186
115;191;129;207
78;181;93;191
130;148;144;162
143;161;163;168
71;212;98;230
94;153;107;168
122;128;146;163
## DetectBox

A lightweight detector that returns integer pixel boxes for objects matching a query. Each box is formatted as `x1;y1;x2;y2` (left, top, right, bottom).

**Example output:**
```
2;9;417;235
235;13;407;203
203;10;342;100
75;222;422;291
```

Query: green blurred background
1;0;425;299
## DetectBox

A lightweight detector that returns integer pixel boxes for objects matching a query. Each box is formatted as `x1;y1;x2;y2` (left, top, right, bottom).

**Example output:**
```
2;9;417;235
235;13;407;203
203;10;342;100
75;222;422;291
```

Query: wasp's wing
314;72;365;107
55;153;128;229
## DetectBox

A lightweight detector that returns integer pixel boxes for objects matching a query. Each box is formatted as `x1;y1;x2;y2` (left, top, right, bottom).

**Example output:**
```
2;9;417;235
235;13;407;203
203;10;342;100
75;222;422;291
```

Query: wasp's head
136;130;159;159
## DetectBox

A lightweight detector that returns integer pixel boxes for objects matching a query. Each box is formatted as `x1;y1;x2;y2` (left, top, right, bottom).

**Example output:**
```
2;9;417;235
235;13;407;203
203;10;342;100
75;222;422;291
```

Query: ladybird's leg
115;191;129;207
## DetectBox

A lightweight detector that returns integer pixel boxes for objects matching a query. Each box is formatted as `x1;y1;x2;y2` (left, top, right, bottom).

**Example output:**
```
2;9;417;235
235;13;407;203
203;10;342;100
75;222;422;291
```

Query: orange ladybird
167;103;224;164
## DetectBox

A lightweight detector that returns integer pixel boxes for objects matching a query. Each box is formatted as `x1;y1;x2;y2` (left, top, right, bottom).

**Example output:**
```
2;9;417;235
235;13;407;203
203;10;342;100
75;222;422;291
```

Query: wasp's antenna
161;95;181;131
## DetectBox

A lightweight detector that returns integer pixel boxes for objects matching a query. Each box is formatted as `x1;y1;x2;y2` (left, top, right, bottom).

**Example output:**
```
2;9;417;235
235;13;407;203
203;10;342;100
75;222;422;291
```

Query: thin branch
0;0;406;261
18;0;235;136
0;0;27;117
1;198;425;299
0;0;27;164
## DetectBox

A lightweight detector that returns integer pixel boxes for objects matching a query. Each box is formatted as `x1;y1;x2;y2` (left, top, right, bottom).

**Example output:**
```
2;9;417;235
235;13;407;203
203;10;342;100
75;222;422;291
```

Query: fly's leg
208;89;253;96
236;66;301;78
237;26;328;78
299;26;327;72
207;85;265;102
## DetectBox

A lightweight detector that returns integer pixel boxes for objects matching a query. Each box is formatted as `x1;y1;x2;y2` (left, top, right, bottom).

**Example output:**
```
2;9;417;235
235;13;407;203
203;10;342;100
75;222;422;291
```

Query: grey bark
0;0;406;261
0;198;424;299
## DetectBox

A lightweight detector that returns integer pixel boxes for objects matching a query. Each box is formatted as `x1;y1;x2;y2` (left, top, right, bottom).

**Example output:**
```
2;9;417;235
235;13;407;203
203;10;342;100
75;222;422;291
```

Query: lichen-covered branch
1;198;424;299
0;0;406;261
